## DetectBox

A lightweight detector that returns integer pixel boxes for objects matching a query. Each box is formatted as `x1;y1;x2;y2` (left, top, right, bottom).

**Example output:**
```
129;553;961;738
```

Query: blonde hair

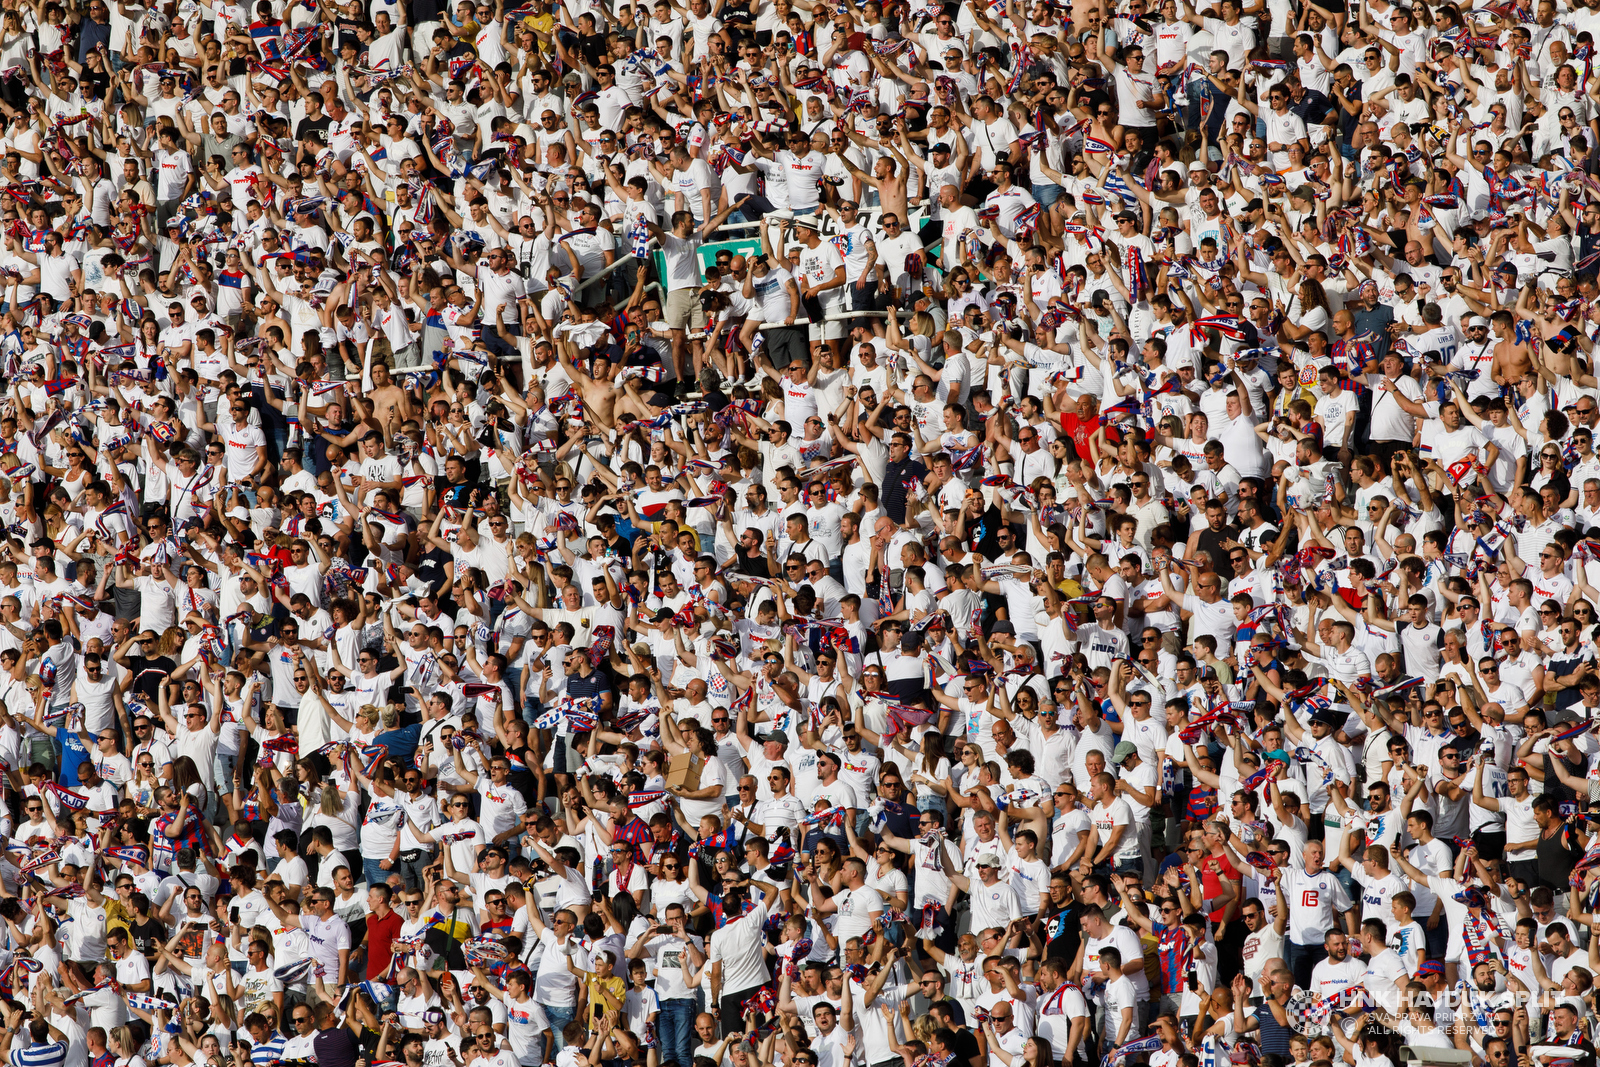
319;786;343;816
379;705;399;729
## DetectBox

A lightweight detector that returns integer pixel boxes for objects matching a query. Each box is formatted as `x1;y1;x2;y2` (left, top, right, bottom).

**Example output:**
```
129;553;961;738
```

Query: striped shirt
249;1033;286;1067
10;1040;67;1067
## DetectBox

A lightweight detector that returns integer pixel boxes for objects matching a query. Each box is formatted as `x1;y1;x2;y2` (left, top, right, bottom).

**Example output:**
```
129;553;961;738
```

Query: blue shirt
11;1040;67;1067
374;723;423;764
249;1034;286;1067
76;20;110;62
59;732;90;788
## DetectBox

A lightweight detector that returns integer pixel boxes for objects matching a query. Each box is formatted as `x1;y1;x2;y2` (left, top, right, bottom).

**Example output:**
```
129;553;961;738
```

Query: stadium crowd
11;4;1600;1067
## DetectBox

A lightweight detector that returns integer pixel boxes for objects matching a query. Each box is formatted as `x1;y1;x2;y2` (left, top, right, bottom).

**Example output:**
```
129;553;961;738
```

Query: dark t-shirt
1350;304;1395;358
127;656;177;702
434;479;477;510
566;668;613;708
733;549;773;579
373;723;423;764
413;546;453;596
129;917;167;961
312;1025;361;1067
948;1026;982;1065
1044;901;1084;964
310;419;353;474
505;743;539;805
296;114;333;142
1194;525;1239;569
965;503;1009;559
575;31;607;65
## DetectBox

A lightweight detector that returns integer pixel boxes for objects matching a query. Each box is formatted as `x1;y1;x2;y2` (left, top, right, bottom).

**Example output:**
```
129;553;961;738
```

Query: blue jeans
1286;939;1327;990
659;998;696;1067
1032;182;1063;206
363;857;395;887
547;1004;578;1052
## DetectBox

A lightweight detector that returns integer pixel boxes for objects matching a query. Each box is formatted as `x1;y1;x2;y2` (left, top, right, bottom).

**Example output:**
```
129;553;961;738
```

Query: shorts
664;288;706;331
807;315;847;341
1032;182;1063;207
762;325;809;369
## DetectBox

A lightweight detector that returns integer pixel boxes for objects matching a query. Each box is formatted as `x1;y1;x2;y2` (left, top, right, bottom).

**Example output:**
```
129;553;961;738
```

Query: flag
1373;676;1425;701
1553;721;1596;744
44;782;88;810
274;957;318;983
1102;1035;1164;1067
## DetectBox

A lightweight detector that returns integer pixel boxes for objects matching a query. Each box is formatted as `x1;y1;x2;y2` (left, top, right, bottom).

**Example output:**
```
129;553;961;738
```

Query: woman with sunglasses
1573;601;1600;644
405;791;485;875
40;442;93;503
1531;446;1574;501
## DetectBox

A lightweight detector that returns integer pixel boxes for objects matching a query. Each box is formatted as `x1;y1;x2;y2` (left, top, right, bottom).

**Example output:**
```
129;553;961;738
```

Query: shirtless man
556;348;622;429
831;144;909;225
367;362;413;425
1490;310;1534;390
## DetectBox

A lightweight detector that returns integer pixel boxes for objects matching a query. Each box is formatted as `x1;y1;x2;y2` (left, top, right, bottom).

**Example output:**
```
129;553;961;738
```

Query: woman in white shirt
849;828;909;912
110;1023;150;1067
890;730;953;819
650;854;697;917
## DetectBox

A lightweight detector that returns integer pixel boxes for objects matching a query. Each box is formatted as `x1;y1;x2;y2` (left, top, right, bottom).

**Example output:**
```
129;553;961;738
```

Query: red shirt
365;906;405;979
1058;412;1102;461
1198;851;1242;922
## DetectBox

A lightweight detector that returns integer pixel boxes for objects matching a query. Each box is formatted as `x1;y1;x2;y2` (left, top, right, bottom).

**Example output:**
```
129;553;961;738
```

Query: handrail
572;250;645;294
392;207;950;373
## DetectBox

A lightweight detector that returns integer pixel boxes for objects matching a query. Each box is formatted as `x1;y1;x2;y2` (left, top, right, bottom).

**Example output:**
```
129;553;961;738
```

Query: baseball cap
1112;741;1137;765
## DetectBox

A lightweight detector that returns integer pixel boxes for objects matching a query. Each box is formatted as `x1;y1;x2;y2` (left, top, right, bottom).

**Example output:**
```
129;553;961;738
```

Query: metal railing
391;206;945;372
